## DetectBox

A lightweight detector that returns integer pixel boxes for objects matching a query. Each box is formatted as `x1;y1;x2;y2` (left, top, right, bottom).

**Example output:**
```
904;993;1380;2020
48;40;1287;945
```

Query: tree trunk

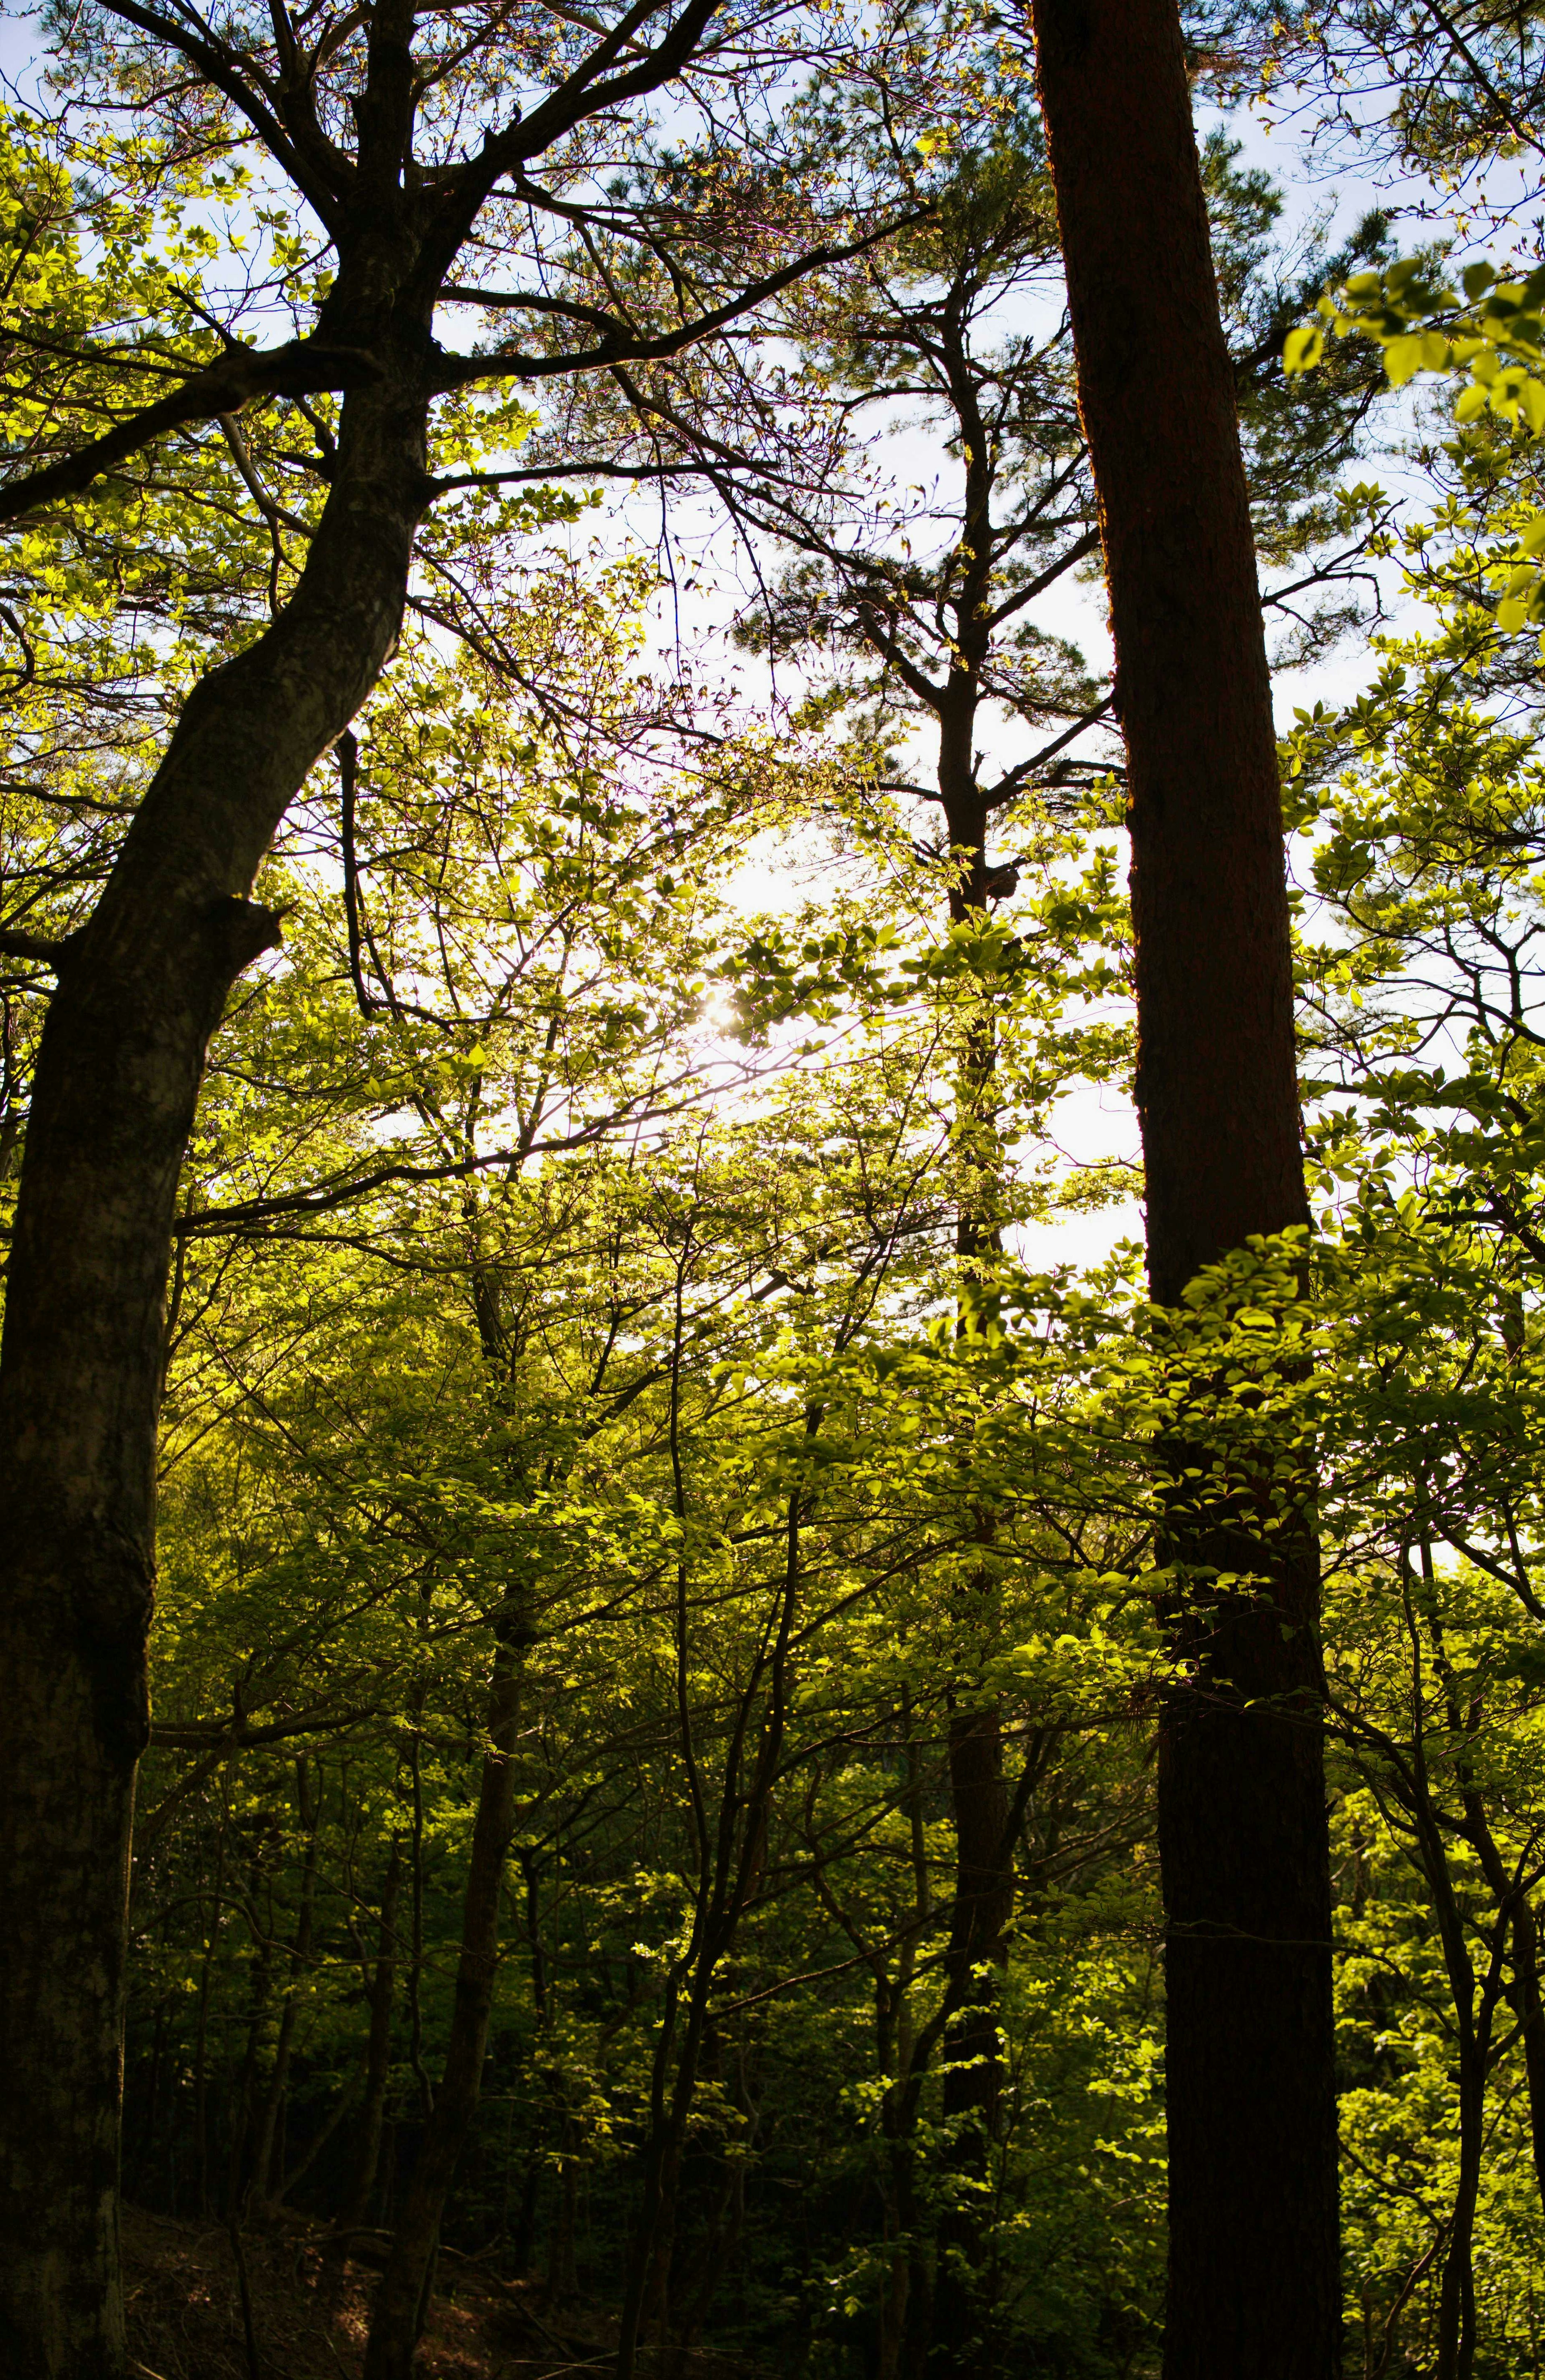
1510;1893;1545;2223
193;1808;231;2220
1460;1791;1545;2228
362;1633;523;2380
888;1714;935;2380
0;361;432;2379
342;1842;404;2234
1027;4;1339;2374
228;1892;276;2220
252;1762;321;2214
928;1703;1010;2380
931;627;1013;2377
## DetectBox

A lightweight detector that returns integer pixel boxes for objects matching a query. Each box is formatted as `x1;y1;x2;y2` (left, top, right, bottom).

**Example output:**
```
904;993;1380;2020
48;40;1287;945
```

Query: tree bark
0;356;433;2378
361;1634;523;2380
1027;3;1339;2374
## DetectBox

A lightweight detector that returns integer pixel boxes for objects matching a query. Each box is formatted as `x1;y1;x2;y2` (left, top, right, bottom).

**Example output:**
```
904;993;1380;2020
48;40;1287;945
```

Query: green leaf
1384;335;1427;386
1283;325;1324;375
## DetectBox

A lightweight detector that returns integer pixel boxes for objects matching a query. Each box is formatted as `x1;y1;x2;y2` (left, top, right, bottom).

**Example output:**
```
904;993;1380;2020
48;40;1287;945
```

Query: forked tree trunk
1458;1785;1545;2229
0;363;432;2380
1027;2;1340;2373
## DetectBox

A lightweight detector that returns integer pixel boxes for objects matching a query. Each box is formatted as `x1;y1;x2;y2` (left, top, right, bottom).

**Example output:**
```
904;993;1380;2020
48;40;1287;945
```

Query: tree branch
0;925;67;966
0;340;382;525
429;222;924;391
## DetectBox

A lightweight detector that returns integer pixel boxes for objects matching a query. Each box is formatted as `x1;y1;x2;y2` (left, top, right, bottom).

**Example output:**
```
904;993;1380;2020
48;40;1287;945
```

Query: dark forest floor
123;2204;742;2380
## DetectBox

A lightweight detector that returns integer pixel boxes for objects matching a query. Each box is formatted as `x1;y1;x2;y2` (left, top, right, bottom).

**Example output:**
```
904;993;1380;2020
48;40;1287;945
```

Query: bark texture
1027;2;1340;2373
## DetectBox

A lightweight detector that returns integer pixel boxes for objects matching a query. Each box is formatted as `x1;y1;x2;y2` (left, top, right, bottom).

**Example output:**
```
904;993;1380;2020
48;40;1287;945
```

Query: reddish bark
1028;2;1340;2371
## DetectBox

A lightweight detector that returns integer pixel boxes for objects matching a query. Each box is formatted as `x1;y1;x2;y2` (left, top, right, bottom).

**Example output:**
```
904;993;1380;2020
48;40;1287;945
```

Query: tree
1027;0;1341;2372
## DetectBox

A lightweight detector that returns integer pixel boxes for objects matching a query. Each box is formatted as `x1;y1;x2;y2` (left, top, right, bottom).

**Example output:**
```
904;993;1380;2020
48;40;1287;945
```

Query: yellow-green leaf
1283;325;1324;375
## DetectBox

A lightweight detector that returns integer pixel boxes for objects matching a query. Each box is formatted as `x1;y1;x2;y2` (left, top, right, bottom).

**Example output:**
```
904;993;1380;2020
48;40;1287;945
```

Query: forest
4;0;1545;2375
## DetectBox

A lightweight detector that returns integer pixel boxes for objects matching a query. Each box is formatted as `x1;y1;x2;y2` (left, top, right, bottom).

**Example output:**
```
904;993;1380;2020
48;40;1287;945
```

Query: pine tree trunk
1027;3;1340;2372
0;365;431;2379
930;686;1013;2378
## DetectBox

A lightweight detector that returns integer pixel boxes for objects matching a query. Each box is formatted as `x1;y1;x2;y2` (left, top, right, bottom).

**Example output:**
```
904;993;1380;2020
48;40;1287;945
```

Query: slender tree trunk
929;617;1014;2378
1460;1791;1545;2226
544;2159;580;2304
934;1154;1007;2380
128;1998;169;2201
672;2146;745;2370
616;1424;805;2380
342;1843;404;2234
1028;4;1339;2373
877;2222;912;2380
362;1631;524;2380
0;354;433;2377
890;1704;935;2380
252;1761;321;2213
193;1808;231;2220
229;1895;276;2219
1421;1849;1501;2380
1510;1894;1545;2221
929;1703;1010;2380
1435;2051;1483;2380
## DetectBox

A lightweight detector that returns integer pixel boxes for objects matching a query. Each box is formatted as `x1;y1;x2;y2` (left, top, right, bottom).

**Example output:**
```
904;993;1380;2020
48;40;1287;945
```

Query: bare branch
430;221;925;391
